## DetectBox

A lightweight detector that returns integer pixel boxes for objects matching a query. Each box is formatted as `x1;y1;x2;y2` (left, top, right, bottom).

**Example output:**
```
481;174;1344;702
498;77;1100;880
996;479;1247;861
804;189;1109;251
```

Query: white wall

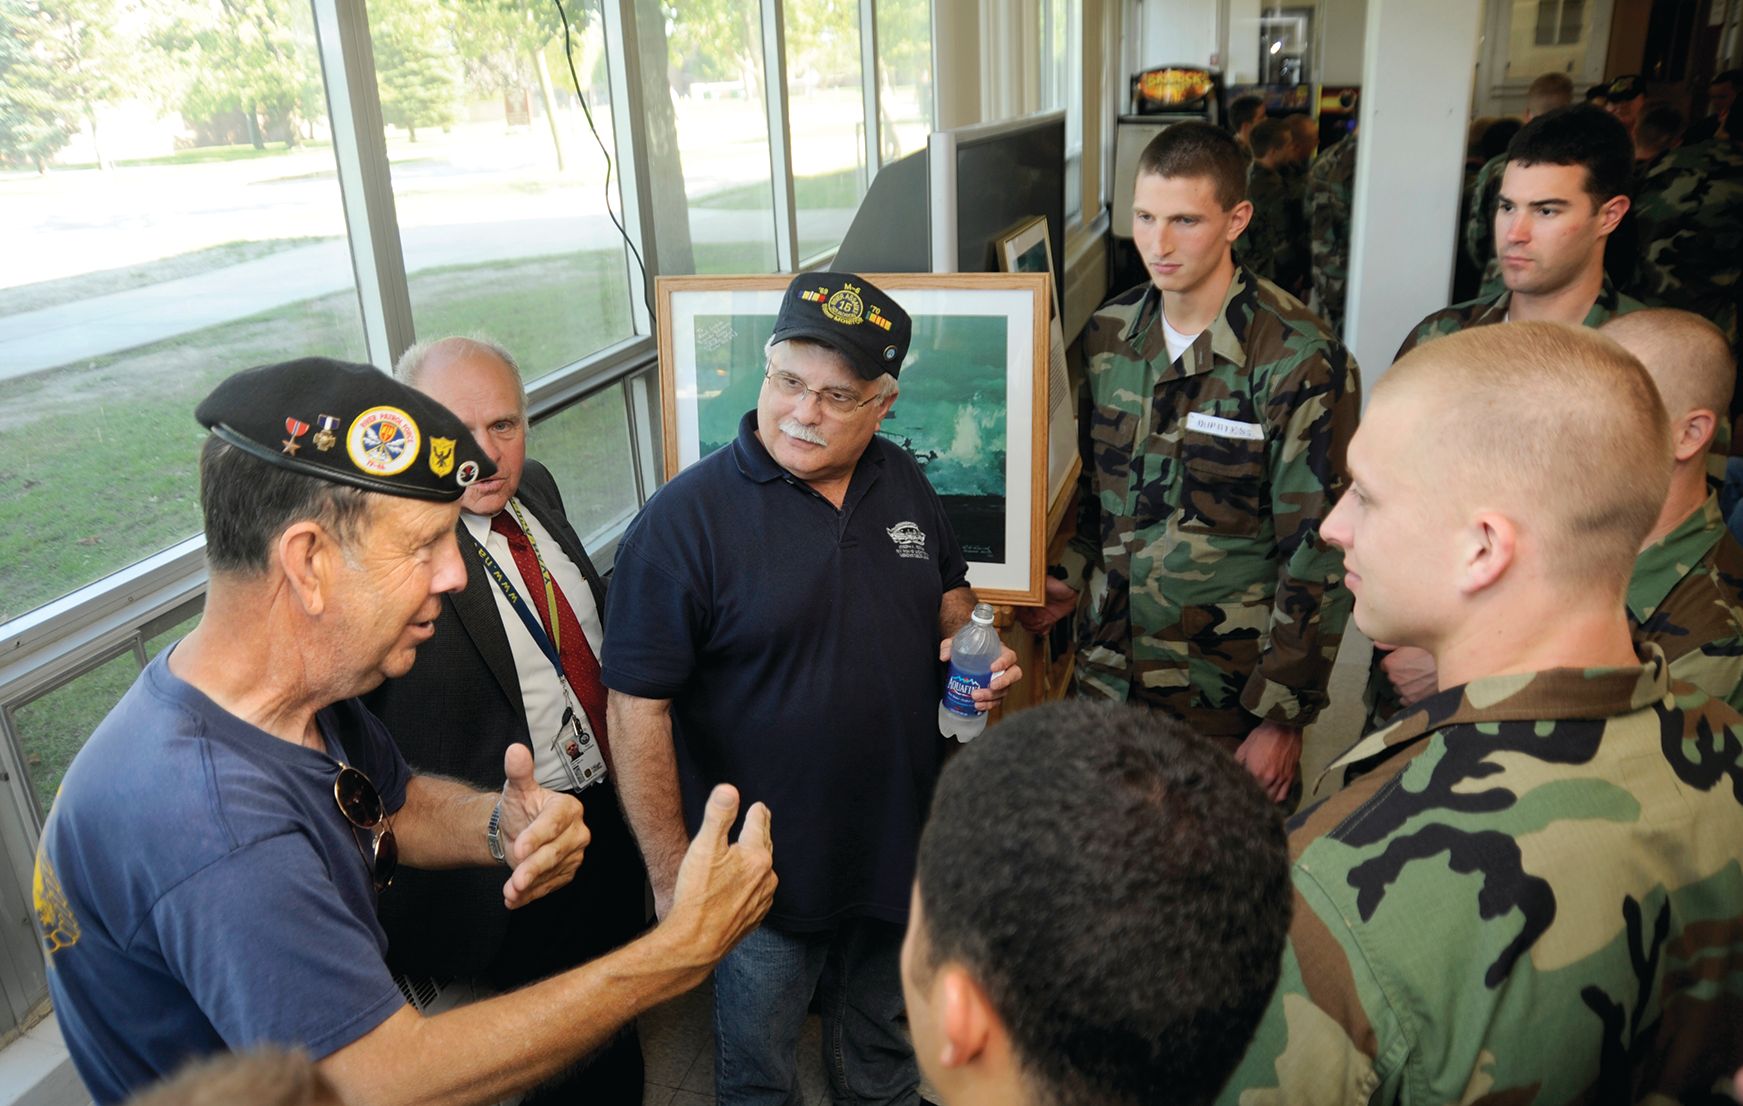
1139;0;1222;69
1345;0;1484;391
1320;0;1370;83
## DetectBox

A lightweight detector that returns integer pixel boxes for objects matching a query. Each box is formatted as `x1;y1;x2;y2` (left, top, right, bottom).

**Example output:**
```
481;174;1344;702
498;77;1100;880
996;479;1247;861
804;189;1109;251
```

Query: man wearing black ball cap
606;273;1021;1105
33;357;776;1105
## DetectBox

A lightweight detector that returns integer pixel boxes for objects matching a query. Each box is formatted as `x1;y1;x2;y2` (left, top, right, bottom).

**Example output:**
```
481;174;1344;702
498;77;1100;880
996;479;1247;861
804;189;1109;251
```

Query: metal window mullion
860;0;881;179
311;0;416;371
602;0;660;333
762;0;801;272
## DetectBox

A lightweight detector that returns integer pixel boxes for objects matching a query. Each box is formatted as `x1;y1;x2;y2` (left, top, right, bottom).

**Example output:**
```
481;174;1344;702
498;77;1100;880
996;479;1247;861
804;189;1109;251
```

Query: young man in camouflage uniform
1018;122;1359;804
1376;309;1743;720
1235;117;1308;296
1219;322;1743;1105
1461;72;1575;296
1405;104;1641;358
1306;126;1357;335
1368;107;1646;726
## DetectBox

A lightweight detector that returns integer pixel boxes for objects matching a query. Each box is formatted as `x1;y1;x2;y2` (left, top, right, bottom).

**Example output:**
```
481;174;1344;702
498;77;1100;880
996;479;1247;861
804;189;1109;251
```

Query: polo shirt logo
886;521;928;559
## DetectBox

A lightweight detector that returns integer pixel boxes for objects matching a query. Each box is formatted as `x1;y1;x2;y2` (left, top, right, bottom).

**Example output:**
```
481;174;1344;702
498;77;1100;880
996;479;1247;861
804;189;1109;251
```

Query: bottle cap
971;602;995;625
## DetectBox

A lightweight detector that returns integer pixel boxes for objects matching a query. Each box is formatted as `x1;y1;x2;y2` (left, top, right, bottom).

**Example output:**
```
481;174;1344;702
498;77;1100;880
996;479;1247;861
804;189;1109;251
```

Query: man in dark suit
361;336;647;1104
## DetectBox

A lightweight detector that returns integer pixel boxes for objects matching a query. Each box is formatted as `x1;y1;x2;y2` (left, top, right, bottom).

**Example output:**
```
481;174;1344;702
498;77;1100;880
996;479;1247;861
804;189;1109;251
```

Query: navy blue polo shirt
603;411;970;931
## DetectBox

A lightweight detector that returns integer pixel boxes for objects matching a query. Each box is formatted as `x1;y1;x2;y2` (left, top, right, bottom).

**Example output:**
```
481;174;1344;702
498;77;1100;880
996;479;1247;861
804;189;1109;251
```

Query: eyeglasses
333;763;398;893
764;370;881;416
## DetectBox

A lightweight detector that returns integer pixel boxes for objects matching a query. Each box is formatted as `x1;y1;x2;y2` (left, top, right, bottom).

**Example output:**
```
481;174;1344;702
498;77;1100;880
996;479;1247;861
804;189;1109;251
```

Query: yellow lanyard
507;500;562;654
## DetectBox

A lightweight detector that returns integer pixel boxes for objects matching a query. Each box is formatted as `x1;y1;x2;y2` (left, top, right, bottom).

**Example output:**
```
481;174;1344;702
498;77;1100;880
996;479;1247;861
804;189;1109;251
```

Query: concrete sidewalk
0;205;850;381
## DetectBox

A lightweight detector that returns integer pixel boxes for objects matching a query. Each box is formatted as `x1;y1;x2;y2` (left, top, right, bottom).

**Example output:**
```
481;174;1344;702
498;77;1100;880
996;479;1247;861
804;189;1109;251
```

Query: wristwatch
486;798;506;865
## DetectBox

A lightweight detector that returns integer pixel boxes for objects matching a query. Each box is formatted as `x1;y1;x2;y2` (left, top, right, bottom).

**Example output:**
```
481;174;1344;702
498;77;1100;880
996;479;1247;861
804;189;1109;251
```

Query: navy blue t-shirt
37;646;410;1104
603;412;971;931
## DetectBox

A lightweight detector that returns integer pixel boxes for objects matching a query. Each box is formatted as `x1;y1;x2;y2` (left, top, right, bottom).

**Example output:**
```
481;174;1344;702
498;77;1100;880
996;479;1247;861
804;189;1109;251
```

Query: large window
366;0;636;380
0;0;367;626
1040;0;1084;219
785;0;869;260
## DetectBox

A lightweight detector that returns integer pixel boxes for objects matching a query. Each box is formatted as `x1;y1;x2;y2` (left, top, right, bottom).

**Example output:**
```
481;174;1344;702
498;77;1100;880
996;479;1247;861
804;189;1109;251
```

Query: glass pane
0;0;367;626
1559;0;1585;44
785;0;868;260
638;0;779;274
1040;0;1083;218
1535;0;1560;46
13;650;140;821
145;611;202;659
368;0;635;379
527;384;639;541
875;0;933;164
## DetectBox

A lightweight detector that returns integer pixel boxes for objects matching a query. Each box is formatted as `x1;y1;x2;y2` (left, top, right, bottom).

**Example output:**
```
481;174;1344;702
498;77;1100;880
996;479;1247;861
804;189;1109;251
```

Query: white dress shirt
462;501;606;792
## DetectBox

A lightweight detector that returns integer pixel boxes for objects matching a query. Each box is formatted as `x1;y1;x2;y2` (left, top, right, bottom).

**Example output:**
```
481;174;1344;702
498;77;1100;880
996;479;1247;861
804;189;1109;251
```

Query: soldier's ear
1596;193;1630;238
1458;511;1517;596
1227;200;1255;240
1675;409;1719;462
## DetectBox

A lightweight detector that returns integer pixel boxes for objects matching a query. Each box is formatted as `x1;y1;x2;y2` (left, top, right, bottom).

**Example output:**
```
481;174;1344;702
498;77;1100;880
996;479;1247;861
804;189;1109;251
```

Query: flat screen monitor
928;112;1066;306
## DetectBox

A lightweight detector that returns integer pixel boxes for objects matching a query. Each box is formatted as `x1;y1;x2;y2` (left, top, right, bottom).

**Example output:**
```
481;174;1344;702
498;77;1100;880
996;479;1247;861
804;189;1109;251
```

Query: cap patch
429;436;456;478
823;283;866;326
348;406;421;477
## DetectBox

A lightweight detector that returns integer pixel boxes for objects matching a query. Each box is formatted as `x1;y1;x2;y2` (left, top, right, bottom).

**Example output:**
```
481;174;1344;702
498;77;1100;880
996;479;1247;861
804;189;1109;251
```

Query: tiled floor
635;630;1378;1106
638;978;829;1106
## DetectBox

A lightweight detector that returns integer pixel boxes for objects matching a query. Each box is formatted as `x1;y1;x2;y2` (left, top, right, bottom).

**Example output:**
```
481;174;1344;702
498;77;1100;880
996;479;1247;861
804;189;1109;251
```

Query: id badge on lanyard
554;678;608;793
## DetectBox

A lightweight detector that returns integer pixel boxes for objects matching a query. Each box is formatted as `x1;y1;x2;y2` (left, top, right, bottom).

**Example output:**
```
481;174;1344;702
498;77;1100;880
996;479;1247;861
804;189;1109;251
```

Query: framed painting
656;272;1051;605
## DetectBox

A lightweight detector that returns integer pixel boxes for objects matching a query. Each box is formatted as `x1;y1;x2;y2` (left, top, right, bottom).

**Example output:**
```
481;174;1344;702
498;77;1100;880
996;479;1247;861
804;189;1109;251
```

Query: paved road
0;205;851;380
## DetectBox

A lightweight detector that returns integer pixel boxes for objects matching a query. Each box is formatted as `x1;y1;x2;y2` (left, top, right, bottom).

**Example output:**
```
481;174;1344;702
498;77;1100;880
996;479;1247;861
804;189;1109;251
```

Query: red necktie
489;510;610;760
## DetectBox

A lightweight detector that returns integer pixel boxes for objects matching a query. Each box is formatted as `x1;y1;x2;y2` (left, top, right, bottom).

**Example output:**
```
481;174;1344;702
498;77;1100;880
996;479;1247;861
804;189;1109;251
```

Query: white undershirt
1162;315;1202;364
462;502;605;793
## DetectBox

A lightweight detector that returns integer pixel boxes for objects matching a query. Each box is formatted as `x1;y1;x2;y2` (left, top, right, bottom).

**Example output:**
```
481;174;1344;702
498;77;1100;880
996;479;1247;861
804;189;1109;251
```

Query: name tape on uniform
1184;412;1265;441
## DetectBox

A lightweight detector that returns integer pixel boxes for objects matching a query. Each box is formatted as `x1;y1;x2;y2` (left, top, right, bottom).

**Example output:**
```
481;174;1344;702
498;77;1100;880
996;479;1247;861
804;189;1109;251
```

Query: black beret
195;357;497;502
769;271;911;380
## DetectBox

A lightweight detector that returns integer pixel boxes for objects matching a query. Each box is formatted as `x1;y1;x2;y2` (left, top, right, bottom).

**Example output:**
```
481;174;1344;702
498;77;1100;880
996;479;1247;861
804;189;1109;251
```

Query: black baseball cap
195;357;496;501
1606;75;1645;102
768;272;912;380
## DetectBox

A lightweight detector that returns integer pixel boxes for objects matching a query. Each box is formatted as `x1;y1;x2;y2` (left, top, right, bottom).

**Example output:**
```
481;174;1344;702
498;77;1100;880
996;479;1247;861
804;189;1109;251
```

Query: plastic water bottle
939;603;1001;741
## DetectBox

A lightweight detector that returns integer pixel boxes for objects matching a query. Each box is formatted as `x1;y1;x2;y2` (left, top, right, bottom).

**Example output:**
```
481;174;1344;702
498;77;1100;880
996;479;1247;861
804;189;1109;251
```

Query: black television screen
943;113;1066;306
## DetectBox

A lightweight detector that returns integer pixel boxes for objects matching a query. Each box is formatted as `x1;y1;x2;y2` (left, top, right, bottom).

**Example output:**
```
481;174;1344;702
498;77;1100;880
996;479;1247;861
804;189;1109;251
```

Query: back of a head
1506;103;1636;203
1249;117;1292;160
1600;308;1736;422
1138;121;1249;209
1229;94;1265;132
915;700;1291;1106
1375;323;1671;587
1636;103;1685;154
1525;71;1575;116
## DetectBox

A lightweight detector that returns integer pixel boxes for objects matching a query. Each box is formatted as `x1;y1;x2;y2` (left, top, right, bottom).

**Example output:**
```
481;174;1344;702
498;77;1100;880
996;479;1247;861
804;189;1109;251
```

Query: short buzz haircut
913;701;1292;1106
200;437;373;575
1525;71;1575;115
1636;103;1685;152
123;1048;343;1106
1137;121;1249;209
1376;323;1672;587
1249;117;1293;159
1505;103;1636;204
1601;308;1736;425
1229;94;1265;131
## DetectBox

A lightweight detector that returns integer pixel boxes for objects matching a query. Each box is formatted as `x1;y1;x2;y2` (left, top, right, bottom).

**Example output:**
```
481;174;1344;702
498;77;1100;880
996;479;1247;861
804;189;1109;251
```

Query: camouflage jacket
1237;163;1308;297
1461;151;1506;296
1307;134;1358;336
1059;268;1360;737
1395;277;1643;360
1628;139;1743;350
1629;493;1743;712
1219;645;1743;1105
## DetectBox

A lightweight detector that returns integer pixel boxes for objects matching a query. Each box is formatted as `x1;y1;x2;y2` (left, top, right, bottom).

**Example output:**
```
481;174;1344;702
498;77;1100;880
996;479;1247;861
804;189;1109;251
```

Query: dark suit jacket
354;459;608;979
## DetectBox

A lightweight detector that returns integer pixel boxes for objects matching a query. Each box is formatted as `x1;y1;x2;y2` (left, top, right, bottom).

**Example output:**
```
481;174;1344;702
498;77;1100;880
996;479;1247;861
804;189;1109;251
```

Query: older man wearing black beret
605;273;1021;1106
34;357;776;1106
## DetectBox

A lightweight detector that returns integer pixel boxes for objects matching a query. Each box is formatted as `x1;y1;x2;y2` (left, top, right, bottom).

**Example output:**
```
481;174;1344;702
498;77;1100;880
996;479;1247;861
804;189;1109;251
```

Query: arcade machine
1110;66;1223;293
